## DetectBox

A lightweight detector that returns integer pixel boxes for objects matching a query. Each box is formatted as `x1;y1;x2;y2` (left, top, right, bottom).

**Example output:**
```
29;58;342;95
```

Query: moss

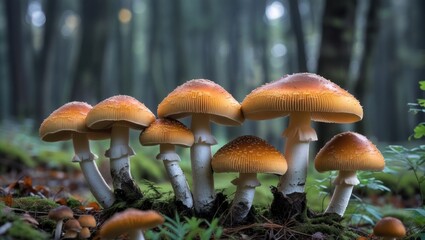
7;219;49;240
0;141;35;172
65;197;82;209
12;197;59;213
0;207;49;240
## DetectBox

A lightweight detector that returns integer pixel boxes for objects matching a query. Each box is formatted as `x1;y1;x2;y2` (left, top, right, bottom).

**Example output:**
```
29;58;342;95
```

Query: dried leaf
85;202;101;211
21;213;39;226
55;198;67;206
0;195;13;207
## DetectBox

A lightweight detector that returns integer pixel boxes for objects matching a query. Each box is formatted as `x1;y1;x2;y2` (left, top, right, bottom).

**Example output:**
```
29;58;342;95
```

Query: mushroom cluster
40;73;384;233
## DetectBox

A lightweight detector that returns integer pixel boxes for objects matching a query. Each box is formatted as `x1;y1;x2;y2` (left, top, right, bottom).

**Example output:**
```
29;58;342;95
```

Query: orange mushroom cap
373;217;406;238
157;79;244;126
314;132;385;172
212;135;287;175
241;73;363;123
39;102;108;142
139;118;194;147
99;209;164;238
86;95;155;130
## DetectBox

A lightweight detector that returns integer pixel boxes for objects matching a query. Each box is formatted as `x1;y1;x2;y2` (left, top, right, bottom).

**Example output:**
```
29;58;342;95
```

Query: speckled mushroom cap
99;209;164;238
241;73;363;123
373;217;406;238
314;132;385;172
39;102;108;142
139;118;194;147
212;135;287;175
86;95;155;130
157;79;244;126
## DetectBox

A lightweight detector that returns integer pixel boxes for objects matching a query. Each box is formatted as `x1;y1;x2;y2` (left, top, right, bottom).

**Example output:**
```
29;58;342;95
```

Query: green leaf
414;124;425;139
418;99;425;107
419;81;425;90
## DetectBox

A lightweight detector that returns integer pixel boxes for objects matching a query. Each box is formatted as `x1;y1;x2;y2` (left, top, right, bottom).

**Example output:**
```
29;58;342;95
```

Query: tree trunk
70;0;109;102
315;0;357;149
288;0;308;72
34;0;58;125
5;0;29;119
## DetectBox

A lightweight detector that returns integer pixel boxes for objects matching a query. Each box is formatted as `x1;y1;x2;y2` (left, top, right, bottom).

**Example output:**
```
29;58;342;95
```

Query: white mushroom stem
230;173;261;223
105;125;136;190
128;230;145;240
53;220;64;240
190;114;217;214
72;133;115;208
277;112;317;195
158;144;193;208
325;170;359;216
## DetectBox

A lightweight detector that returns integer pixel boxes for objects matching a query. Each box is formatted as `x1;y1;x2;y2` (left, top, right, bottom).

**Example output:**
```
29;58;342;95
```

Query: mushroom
63;219;82;239
78;215;96;239
139;118;194;208
39;102;115;207
48;205;73;240
314;132;385;216
158;79;244;215
86;95;156;201
241;73;363;197
373;217;406;240
99;208;165;240
212;135;287;224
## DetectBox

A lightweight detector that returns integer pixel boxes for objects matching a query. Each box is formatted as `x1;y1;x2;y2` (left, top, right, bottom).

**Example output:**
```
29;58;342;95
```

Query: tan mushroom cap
139;118;194;147
86;95;155;130
78;215;96;228
212;135;287;175
314;132;385;172
157;79;244;126
39;102;108;142
373;217;406;238
241;73;363;123
64;219;82;233
99;209;164;238
48;205;74;221
78;227;91;239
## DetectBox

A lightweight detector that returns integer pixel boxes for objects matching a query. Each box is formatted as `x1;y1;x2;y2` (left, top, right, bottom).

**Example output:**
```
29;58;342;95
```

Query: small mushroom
40;102;115;207
48;205;74;240
314;132;385;216
99;208;164;240
242;73;363;196
86;95;155;201
212;135;287;224
139;118;194;208
63;219;82;239
373;217;406;240
78;215;96;239
158;79;244;215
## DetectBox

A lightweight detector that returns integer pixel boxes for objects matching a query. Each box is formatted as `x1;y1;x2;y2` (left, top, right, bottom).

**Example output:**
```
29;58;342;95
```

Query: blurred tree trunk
70;0;109;103
5;0;29;119
34;0;58;125
288;0;307;72
315;0;357;148
146;0;162;104
0;1;9;120
352;0;381;134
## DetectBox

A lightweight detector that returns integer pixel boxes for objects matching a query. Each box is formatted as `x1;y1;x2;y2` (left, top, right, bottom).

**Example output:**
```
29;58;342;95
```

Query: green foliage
12;197;59;213
0;207;49;240
409;81;425;139
385;145;425;203
145;214;223;240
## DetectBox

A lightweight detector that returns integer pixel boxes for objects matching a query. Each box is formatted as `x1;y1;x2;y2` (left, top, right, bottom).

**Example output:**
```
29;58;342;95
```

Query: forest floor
0;150;423;239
